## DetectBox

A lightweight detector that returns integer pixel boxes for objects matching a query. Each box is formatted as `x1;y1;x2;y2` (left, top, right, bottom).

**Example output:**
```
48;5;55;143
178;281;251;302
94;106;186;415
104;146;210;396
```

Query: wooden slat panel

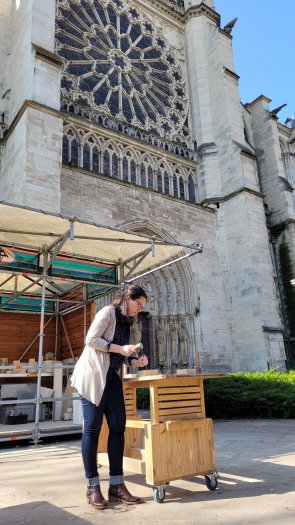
159;393;201;401
144;418;215;485
159;400;202;409
158;387;200;394
156;377;200;387
0;312;56;362
164;419;205;431
60;304;92;359
159;413;200;422
159;406;201;416
124;386;136;417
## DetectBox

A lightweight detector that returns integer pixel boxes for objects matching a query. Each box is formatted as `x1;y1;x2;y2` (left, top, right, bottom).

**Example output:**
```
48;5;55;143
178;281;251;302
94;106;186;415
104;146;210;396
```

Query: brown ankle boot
108;483;141;505
86;485;108;509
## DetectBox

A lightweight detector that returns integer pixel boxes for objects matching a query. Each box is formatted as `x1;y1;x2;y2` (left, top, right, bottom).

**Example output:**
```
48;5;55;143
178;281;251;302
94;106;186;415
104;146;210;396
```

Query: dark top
109;307;131;371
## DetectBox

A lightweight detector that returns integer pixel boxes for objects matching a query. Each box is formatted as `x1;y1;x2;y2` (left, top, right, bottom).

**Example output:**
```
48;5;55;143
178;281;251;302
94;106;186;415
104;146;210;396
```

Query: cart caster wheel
205;474;218;491
153;486;166;503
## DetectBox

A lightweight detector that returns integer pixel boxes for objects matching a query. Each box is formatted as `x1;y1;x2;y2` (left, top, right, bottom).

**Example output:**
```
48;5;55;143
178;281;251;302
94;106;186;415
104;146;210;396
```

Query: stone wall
0;0;291;371
0;0;62;211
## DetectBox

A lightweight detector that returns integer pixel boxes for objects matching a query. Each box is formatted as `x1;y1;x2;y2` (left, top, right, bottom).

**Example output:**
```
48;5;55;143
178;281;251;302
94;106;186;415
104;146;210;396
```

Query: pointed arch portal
96;220;202;369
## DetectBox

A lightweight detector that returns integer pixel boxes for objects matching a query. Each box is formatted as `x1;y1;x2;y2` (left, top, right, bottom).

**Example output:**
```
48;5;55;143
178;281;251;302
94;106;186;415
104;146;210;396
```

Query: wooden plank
0;311;56;361
164;419;206;431
159;406;201;416
123;456;146;475
124;430;143;456
124;386;136;416
158;393;201;401
126;419;146;429
90;302;96;321
129;447;145;460
158;387;200;394
159;400;202;408
149;384;159;424
159;413;201;422
157;377;200;387
144;419;216;485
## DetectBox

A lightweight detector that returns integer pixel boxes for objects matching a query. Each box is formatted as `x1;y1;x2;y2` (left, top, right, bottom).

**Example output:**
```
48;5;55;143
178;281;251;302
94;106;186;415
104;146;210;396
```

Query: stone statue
270;103;287;118
223;17;238;35
170;322;179;367
130;317;142;346
156;319;166;367
179;321;189;367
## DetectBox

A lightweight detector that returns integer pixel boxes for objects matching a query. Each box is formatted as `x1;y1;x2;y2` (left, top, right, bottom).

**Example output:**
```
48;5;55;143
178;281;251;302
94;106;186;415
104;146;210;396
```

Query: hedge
204;370;295;419
136;370;295;418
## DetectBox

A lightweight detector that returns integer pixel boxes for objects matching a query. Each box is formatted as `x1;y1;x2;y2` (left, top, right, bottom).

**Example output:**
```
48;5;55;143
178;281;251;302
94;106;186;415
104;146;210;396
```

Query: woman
71;285;148;509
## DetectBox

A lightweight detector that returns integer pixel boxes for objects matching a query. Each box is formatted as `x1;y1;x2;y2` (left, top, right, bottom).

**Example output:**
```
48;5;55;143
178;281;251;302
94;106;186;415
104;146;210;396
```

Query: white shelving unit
0;367;63;426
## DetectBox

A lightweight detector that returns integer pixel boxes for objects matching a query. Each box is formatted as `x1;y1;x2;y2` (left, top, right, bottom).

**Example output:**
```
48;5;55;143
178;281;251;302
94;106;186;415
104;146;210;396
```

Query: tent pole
32;250;48;446
54;308;59;362
83;284;87;343
125;250;199;282
119;260;124;289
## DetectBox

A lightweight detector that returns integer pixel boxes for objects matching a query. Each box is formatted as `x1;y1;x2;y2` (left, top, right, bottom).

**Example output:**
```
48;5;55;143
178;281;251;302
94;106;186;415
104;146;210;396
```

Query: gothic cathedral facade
1;0;295;371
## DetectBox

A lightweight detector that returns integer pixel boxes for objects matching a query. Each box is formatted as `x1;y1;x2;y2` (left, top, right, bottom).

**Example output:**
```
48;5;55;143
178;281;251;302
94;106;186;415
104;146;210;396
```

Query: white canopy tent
0;201;202;443
0;201;202;294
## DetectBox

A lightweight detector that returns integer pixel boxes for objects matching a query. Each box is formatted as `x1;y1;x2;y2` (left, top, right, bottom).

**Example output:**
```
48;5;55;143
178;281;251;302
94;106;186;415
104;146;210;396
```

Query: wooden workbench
98;372;223;501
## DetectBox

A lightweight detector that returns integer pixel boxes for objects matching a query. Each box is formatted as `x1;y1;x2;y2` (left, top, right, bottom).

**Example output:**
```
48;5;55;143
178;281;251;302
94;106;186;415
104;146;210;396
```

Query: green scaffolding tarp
49;254;117;284
0;201;201;314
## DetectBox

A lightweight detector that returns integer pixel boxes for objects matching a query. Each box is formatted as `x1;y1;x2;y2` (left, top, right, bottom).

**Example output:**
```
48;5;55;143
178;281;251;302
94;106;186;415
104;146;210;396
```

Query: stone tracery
62;123;198;202
56;0;190;143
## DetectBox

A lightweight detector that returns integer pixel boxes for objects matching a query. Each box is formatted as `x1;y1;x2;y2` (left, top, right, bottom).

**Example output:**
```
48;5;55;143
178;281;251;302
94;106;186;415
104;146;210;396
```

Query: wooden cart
98;372;222;502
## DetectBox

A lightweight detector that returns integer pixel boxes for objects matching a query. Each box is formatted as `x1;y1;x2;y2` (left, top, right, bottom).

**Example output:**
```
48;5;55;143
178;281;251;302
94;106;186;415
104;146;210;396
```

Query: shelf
0;373;52;378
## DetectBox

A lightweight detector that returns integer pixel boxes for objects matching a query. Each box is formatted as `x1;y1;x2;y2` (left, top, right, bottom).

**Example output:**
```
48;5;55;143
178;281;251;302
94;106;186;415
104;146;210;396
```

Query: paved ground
0;419;295;525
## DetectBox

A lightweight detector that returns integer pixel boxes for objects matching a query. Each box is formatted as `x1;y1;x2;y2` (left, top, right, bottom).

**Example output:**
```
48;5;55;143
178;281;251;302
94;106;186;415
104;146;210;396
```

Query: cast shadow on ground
122;443;295;505
0;501;92;525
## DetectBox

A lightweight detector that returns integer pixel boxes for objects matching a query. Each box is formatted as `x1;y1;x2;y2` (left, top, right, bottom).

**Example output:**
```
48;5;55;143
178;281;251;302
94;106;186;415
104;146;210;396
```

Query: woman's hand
121;344;139;357
131;355;149;368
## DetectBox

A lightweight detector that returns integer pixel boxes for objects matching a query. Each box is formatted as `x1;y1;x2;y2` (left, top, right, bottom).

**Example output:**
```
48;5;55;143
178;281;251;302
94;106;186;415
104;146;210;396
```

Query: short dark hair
113;285;147;324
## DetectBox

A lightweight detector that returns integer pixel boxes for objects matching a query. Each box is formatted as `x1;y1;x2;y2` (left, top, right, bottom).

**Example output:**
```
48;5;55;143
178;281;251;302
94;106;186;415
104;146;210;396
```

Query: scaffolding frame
0;202;202;444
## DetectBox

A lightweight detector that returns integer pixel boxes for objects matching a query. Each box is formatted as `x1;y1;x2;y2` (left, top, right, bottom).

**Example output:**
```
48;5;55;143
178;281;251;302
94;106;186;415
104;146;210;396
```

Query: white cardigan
71;305;117;406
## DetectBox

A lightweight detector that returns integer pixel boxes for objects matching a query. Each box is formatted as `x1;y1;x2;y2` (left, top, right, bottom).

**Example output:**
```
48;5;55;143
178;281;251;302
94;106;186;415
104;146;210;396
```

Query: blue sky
214;1;294;125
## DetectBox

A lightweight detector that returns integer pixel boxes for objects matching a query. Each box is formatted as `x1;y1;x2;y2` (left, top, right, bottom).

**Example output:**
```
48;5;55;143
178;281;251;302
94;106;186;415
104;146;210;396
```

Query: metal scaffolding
0;201;202;444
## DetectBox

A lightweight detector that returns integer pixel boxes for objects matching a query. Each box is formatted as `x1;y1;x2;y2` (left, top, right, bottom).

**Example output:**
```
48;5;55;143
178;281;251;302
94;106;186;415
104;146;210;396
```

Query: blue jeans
80;368;126;484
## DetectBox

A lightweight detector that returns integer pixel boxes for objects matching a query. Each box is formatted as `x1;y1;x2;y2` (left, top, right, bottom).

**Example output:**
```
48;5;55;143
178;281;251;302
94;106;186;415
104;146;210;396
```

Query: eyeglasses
133;298;145;310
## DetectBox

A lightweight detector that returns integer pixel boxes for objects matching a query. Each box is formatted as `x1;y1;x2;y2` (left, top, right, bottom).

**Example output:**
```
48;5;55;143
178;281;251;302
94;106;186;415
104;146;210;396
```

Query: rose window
55;0;189;141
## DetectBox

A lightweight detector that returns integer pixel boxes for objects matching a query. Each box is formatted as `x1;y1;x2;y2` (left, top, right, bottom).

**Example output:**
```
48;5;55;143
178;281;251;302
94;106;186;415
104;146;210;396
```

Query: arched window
112;153;119;178
173;174;178;197
83;143;91;170
71;138;79;167
157;169;163;192
130;159;136;184
123;157;129;182
93;146;99;172
103;150;110;176
188;174;196;203
62;136;69;164
140;163;146;187
148;166;154;190
164;172;169;194
179;176;185;199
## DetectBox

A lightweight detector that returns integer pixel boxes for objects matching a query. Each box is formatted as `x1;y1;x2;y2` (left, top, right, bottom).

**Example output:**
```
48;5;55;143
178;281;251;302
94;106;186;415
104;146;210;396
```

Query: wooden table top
123;372;225;382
